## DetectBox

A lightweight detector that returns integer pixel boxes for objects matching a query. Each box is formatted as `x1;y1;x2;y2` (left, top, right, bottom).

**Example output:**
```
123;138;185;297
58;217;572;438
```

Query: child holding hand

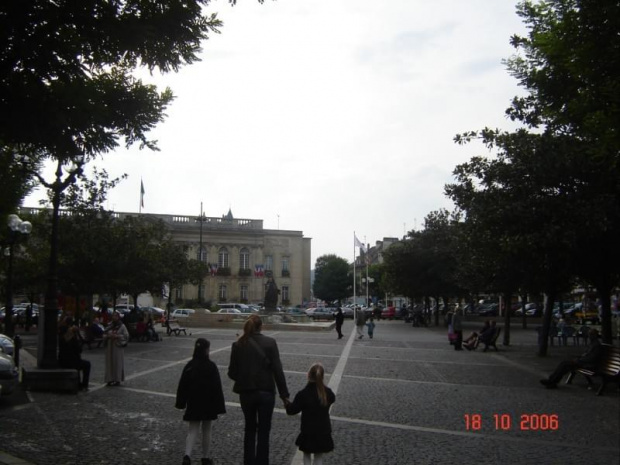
286;363;335;465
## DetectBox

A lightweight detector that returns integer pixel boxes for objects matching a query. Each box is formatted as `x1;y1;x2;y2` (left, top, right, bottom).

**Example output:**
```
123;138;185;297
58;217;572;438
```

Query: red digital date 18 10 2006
464;413;559;431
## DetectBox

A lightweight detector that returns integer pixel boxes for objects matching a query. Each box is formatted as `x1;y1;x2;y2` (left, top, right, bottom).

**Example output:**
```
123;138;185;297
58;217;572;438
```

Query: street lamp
3;214;33;338
195;202;208;304
37;156;84;368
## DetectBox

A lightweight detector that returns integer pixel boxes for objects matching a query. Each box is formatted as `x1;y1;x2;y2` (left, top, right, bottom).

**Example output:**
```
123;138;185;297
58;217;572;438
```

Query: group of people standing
334;307;376;340
176;314;336;465
58;311;129;390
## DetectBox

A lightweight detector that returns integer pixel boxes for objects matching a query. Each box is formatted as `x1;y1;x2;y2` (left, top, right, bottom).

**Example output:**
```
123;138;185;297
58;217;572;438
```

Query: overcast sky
26;0;527;266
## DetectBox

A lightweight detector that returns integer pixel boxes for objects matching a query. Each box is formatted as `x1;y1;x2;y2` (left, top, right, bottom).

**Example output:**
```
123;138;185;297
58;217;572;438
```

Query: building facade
151;209;311;307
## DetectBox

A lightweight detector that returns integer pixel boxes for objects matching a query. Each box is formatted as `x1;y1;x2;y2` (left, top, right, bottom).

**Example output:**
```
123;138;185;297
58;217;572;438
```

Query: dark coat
176;358;226;422
58;328;82;369
335;311;344;326
228;333;289;399
286;383;335;453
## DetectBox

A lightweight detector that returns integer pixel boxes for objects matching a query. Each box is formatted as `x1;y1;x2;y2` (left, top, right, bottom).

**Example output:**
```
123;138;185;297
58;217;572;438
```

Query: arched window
218;247;229;268
240;247;250;270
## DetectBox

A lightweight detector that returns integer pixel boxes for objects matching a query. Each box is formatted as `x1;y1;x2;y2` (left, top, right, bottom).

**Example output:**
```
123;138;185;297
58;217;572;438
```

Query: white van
217;303;255;314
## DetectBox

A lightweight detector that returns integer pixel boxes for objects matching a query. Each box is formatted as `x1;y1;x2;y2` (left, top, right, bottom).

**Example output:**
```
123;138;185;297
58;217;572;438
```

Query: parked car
514;303;539;317
309;307;335;321
476;303;499;316
218;303;254;313
216;308;242;314
340;307;355;318
381;306;396;320
0;334;15;356
142;306;165;319
171;308;196;318
114;304;136;315
564;303;599;324
0;350;18;395
286;307;306;316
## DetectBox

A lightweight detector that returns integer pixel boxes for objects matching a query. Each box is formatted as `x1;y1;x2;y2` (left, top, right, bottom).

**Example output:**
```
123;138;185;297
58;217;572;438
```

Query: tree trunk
520;294;528;329
596;285;613;344
537;292;556;357
502;291;512;346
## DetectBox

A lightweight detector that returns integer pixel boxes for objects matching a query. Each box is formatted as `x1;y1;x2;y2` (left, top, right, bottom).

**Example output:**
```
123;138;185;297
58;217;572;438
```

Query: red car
381;306;396;320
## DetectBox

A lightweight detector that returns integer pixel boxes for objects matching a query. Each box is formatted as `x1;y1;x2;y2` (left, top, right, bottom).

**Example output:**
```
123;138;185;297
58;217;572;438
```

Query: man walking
335;307;344;339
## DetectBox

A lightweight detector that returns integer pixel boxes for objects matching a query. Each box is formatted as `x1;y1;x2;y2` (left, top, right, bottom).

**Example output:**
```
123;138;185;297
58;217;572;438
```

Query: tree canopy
313;254;350;305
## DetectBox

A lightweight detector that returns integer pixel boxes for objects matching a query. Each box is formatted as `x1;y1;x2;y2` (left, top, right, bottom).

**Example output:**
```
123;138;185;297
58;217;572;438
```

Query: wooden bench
481;327;501;352
168;320;187;336
565;344;620;396
78;327;104;350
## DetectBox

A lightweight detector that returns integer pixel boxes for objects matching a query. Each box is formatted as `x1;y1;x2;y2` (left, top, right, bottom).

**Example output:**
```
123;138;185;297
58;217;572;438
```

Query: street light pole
37;157;84;368
196;202;207;304
3;214;33;338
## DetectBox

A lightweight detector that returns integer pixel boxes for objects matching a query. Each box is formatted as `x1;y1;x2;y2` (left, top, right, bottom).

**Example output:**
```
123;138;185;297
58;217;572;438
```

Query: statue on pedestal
264;273;279;314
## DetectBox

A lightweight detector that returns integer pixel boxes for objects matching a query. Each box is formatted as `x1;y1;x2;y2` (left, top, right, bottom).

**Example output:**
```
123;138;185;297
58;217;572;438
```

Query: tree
451;0;620;348
313;255;350;305
505;0;620;344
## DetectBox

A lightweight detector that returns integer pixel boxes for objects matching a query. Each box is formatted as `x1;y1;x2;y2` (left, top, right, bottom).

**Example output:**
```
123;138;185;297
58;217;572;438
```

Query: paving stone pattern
0;321;618;465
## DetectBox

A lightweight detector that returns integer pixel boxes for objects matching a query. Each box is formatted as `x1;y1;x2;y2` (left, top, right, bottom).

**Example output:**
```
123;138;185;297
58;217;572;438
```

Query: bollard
13;334;21;368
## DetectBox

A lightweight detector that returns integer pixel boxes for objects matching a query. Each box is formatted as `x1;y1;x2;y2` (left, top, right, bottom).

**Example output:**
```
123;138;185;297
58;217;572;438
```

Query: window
282;257;289;271
218;247;229;268
282;286;289;302
240;285;248;301
265;255;273;271
219;284;227;301
198;246;207;262
240;248;250;269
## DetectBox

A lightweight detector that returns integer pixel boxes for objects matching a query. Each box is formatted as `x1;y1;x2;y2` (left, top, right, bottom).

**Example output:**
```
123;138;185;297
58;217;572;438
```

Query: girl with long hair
286;363;336;465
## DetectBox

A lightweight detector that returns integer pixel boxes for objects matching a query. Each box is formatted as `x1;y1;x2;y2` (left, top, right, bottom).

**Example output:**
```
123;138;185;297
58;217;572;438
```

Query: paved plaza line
118;384;619;456
346;354;507;367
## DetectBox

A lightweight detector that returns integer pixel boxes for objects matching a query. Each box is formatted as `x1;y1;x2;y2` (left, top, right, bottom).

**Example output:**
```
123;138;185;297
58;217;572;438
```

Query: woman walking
176;338;226;465
103;312;129;386
286;363;335;465
228;314;290;465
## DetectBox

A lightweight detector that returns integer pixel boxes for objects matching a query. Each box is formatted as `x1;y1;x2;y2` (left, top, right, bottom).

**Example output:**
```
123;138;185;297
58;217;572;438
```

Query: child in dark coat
176;338;226;465
286;363;335;465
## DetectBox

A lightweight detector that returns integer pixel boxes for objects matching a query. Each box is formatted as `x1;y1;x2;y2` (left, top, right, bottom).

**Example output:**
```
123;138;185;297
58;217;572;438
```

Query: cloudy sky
26;0;527;266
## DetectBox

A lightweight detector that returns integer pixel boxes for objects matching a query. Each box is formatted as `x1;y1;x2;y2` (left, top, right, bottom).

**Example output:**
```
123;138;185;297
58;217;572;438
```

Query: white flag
354;234;366;253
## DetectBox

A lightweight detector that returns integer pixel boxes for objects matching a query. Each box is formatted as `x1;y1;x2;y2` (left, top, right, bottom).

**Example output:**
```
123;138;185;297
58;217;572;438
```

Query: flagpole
365;236;369;307
353;231;357;315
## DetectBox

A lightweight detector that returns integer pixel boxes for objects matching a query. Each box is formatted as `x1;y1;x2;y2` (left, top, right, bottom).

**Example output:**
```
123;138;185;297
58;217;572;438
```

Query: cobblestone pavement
1;321;618;465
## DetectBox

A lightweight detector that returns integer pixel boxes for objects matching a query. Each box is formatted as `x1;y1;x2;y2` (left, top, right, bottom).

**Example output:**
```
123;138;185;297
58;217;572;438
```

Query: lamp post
195;202;207;304
3;214;33;338
37;156;84;368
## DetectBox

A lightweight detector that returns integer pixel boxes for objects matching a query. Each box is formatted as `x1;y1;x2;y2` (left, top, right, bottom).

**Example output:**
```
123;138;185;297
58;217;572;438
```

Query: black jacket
286;383;335;453
58;328;82;369
176;358;226;421
228;333;289;399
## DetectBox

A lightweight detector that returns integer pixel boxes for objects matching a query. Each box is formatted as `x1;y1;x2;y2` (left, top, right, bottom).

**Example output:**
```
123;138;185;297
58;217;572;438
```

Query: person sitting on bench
540;329;604;389
463;320;491;349
58;317;92;391
464;321;496;351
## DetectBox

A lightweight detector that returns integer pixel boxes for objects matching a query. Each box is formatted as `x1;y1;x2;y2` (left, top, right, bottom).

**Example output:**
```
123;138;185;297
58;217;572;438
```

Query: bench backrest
598;345;620;377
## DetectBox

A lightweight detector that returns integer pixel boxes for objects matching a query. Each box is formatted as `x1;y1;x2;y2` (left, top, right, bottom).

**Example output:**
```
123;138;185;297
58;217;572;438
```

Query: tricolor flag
254;264;265;277
140;180;145;209
354;233;366;253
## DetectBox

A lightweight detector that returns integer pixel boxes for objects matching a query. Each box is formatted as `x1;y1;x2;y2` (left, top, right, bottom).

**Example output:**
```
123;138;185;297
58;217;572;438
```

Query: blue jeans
240;390;276;465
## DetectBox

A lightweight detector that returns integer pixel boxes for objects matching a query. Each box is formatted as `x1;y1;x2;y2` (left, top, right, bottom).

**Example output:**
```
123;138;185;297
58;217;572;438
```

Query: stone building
154;209;311;307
